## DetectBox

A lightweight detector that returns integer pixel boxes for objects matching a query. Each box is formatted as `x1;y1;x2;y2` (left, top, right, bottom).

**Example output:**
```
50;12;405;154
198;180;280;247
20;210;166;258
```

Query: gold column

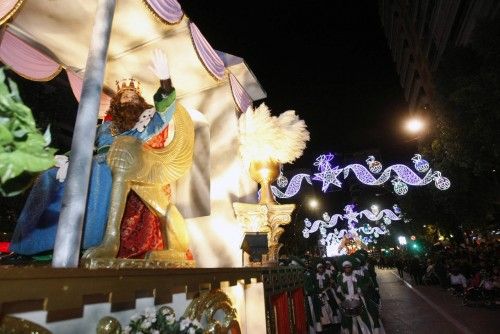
233;202;295;266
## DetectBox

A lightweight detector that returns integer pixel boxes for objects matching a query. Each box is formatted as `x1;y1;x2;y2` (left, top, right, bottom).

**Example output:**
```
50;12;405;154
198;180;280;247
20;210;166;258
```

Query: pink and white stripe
229;73;252;113
145;0;183;24
0;29;61;81
189;22;225;80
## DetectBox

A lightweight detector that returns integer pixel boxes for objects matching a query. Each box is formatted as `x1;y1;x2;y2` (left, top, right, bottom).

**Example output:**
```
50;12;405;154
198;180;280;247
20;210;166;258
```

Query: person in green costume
335;256;384;333
352;252;383;333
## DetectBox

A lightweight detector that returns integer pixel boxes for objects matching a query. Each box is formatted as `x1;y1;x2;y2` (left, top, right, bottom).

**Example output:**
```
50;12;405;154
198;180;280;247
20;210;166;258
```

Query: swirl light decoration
302;204;400;240
269;173;311;199
270;153;451;199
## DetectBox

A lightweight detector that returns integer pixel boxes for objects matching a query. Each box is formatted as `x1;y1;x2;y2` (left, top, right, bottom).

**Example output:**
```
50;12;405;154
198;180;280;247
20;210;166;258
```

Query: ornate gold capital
233;202;295;265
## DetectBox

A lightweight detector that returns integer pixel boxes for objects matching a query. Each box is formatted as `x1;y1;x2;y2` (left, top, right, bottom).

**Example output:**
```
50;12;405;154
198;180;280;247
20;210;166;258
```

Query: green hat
353;252;367;266
337;255;355;269
351;254;363;269
355;249;368;258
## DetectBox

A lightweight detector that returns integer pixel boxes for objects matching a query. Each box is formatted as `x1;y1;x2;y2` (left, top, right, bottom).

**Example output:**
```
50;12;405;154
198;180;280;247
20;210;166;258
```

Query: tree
415;19;500;232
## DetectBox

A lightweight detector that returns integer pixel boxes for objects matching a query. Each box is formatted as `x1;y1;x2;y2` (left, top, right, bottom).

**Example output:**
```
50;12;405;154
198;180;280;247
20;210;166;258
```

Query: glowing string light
366;155;383;173
303;205;400;238
312;163;343;192
411;154;430;173
269;153;450;199
269;173;311;199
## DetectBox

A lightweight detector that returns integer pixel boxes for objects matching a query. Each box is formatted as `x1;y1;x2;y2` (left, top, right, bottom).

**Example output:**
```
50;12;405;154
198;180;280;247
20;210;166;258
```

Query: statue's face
120;90;140;104
344;266;353;274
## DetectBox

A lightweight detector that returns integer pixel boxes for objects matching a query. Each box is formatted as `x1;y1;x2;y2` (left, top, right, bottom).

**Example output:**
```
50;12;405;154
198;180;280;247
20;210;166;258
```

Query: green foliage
414;19;500;231
0;68;56;196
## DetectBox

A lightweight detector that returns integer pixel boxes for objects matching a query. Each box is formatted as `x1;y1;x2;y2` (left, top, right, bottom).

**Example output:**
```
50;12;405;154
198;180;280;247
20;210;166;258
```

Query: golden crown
115;78;142;95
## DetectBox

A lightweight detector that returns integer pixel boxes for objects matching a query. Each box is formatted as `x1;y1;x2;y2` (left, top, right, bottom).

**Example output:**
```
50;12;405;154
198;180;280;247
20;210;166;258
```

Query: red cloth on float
291;288;307;334
116;126;171;259
117;191;164;258
271;292;291;334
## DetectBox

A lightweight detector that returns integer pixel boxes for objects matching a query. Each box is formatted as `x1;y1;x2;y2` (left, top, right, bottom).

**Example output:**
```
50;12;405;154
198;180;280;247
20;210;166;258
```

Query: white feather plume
238;103;310;164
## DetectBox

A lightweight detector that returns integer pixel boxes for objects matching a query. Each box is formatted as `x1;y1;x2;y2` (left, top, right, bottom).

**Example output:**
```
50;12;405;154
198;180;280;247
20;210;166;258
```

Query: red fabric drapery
117;191;164;259
291;288;307;334
271;292;291;334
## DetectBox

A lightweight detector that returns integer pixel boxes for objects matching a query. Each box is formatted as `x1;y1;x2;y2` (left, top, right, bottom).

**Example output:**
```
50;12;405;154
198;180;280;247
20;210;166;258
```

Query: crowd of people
378;237;500;305
283;250;384;334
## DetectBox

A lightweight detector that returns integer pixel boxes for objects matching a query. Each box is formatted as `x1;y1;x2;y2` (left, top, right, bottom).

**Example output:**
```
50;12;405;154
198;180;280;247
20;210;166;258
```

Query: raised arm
149;49;175;112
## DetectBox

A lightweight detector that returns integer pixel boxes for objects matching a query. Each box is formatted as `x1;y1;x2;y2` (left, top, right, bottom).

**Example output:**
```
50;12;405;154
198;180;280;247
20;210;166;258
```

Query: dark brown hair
106;91;153;133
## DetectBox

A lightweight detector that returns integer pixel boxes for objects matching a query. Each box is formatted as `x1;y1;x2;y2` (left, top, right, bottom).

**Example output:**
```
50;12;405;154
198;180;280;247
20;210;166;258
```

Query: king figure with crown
9;49;195;266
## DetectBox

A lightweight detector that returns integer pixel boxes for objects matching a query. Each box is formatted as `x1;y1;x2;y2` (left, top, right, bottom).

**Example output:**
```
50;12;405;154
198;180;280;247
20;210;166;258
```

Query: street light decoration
269;153;451;198
366;156;383;173
238;103;310;204
411;154;430;173
302;204;401;250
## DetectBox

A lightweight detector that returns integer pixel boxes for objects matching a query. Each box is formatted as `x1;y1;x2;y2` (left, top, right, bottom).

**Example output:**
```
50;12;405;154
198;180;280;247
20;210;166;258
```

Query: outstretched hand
149;49;170;80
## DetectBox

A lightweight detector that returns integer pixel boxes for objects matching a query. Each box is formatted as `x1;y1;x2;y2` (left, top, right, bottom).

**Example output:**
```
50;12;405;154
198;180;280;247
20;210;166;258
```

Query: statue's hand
149;49;170;80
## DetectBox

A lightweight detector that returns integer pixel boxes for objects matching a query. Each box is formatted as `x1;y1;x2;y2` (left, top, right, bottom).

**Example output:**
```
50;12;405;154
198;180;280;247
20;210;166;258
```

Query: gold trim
184;290;241;334
187;19;226;82
0;267;270;322
0;315;52;334
141;0;184;26
0;0;26;26
3;64;63;82
83;258;196;269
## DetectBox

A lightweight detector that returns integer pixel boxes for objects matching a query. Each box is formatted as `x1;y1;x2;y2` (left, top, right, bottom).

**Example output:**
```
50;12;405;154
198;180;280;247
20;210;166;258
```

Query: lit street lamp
309;198;319;209
405;117;425;134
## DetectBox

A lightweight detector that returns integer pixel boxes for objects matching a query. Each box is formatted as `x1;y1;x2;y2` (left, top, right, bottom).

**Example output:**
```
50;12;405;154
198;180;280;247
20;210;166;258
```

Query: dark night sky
179;0;416;170
179;0;418;220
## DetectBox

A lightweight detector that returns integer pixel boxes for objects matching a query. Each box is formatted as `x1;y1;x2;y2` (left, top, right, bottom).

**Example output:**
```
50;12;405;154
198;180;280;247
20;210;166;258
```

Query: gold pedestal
233;202;295;266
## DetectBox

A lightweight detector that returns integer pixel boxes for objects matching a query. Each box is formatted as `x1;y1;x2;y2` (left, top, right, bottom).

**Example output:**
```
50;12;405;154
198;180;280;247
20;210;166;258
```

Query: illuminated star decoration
312;154;343;192
270;153;450;199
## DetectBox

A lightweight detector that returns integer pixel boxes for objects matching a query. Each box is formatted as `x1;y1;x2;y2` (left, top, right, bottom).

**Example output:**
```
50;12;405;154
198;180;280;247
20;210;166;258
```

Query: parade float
0;1;310;333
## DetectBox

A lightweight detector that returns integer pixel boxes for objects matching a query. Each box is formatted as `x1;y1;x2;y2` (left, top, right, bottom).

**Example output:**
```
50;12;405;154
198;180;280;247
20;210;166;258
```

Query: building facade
379;0;500;111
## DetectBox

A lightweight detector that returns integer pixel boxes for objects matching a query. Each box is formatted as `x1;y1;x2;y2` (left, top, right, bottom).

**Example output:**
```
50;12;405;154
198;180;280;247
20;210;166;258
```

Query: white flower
192;319;201;328
152;330;160;334
122;326;132;334
188;328;196;334
179;318;191;330
140;320;151;329
130;313;141;321
165;313;175;324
